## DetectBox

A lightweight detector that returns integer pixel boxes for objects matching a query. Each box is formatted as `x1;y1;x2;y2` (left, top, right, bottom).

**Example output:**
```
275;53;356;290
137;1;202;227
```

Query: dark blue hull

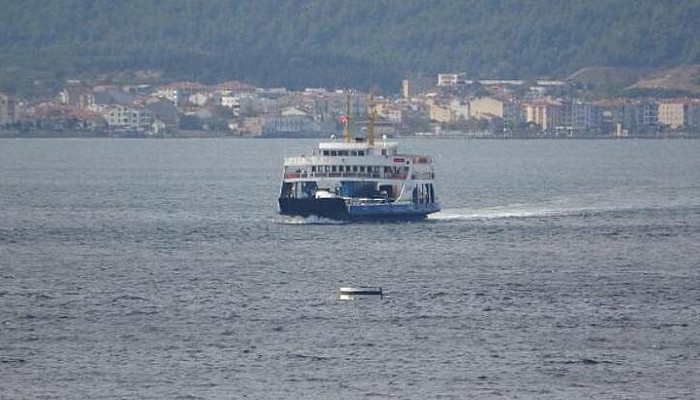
278;197;439;222
278;197;349;220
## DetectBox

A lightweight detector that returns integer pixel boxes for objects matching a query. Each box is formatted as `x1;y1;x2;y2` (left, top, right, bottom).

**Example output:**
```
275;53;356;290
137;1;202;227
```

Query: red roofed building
215;80;256;93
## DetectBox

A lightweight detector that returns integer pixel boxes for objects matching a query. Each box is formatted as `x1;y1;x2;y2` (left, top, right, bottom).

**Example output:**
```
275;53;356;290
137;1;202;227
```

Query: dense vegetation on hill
1;0;698;94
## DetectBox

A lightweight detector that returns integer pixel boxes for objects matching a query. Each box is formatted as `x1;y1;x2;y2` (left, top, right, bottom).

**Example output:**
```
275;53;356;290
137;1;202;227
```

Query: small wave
123;308;160;316
544;357;621;366
1;290;55;300
0;357;26;365
289;353;329;362
112;294;149;302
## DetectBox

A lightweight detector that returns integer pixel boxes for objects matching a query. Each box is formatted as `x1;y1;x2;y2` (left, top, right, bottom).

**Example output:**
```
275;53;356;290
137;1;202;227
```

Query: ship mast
367;94;377;146
343;93;352;143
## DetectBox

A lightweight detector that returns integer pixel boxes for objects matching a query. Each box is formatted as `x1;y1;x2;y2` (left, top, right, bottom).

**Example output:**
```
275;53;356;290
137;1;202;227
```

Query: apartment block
102;104;154;132
524;101;565;133
470;96;521;125
1;93;17;125
428;102;454;123
658;100;688;129
470;97;502;119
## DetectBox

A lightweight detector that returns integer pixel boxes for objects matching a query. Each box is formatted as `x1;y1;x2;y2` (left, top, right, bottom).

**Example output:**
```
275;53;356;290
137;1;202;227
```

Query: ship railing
283;172;409;180
346;198;390;206
410;172;435;180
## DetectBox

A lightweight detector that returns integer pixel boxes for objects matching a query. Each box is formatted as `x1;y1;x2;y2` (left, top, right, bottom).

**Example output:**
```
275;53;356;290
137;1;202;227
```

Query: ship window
311;166;316;172
331;151;337;156
381;149;387;155
331;165;337;172
323;150;329;156
351;150;357;156
338;165;344;172
352;166;358;172
324;165;330;172
339;151;348;156
359;166;365;172
358;151;365;156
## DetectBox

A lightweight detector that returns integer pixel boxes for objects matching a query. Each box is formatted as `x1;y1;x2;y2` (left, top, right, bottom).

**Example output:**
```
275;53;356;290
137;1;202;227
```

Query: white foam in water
429;188;699;222
278;215;345;225
429;204;571;221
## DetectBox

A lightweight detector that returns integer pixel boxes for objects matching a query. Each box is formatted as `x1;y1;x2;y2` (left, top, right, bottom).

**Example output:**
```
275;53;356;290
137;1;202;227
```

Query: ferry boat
278;95;440;221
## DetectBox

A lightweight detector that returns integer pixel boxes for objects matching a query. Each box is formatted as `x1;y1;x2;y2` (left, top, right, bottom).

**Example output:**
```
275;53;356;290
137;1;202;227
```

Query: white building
437;73;468;87
449;99;470;120
189;92;212;107
382;108;402;124
101;104;154;132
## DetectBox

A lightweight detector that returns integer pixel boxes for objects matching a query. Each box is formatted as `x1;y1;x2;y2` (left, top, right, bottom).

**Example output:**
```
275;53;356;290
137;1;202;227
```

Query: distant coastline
2;129;697;140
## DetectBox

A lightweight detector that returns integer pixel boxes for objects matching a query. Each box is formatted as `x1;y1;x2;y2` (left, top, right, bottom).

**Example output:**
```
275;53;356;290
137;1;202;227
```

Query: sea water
1;138;699;398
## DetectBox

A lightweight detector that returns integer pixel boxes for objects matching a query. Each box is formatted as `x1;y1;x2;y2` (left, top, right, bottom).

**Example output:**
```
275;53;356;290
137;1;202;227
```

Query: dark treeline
1;0;698;93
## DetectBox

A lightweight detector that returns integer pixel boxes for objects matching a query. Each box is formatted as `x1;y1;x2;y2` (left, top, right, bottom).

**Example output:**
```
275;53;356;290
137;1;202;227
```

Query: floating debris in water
339;287;383;300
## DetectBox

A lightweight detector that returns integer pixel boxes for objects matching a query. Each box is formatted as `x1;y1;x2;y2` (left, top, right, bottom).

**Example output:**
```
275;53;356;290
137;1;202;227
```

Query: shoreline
1;132;697;140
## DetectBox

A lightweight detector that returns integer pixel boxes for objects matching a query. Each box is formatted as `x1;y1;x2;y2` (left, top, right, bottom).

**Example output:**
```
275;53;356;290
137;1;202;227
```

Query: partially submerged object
339;286;383;300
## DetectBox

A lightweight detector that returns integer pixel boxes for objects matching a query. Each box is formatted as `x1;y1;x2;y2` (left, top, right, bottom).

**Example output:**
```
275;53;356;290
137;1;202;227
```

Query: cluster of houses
1;72;699;138
406;73;700;137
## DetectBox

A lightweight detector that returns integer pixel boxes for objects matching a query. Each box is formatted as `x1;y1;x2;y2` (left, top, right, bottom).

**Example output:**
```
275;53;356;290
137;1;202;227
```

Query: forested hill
1;0;698;93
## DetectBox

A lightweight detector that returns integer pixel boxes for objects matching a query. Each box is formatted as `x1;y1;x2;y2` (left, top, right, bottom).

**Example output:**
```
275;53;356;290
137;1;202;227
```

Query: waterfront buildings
4;71;700;137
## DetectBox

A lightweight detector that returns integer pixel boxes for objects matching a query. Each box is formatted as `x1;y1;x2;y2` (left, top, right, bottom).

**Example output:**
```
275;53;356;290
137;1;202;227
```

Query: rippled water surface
1;138;699;399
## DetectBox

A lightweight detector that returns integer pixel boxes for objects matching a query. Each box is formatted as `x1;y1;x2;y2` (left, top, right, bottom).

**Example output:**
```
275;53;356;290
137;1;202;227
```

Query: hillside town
1;72;699;138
